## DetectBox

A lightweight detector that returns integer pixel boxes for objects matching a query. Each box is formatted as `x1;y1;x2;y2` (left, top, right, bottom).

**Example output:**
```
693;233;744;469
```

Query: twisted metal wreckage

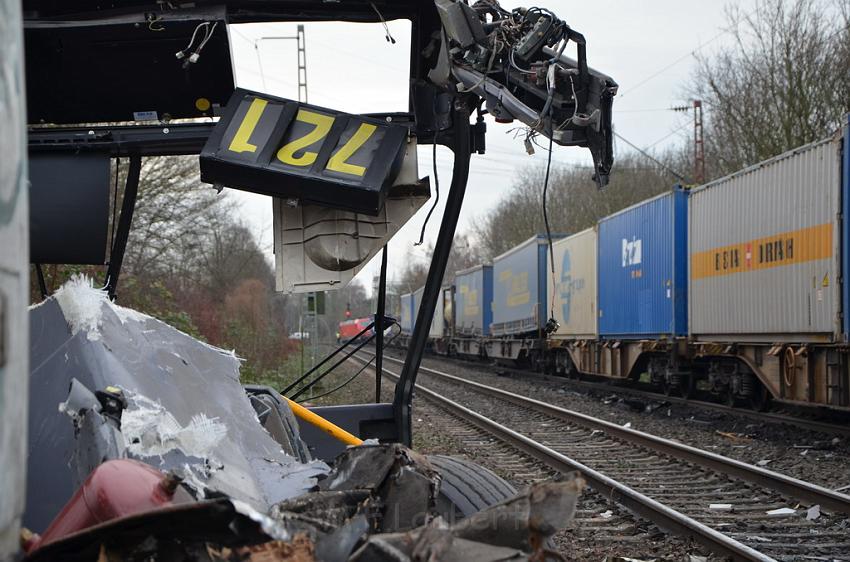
10;0;616;559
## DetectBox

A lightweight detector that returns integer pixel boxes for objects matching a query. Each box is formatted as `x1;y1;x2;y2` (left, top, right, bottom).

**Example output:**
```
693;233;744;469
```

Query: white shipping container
689;134;843;341
549;227;598;339
429;288;445;338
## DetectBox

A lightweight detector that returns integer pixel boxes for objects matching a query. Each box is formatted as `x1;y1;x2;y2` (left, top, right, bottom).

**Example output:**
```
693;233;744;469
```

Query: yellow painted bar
283;396;363;447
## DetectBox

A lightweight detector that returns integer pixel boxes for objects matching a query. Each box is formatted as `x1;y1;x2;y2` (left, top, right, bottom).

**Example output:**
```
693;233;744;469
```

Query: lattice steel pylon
255;25;308;102
693;99;705;184
296;24;307;103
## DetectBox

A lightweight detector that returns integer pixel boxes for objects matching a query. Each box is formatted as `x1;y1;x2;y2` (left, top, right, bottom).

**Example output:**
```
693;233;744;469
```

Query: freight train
393;119;850;413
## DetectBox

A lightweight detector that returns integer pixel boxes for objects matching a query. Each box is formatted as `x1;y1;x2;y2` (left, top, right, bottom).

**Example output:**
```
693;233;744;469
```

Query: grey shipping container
410;286;442;337
413;286;423;333
549;227;598;339
400;292;414;334
454;265;493;336
492;234;564;336
689;132;844;341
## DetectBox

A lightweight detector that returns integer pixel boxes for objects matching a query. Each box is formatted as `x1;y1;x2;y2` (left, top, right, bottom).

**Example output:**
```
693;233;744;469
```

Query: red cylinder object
28;459;191;552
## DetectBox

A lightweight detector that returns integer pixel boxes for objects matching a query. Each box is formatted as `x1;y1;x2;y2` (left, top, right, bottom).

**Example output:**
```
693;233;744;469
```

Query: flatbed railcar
400;119;850;413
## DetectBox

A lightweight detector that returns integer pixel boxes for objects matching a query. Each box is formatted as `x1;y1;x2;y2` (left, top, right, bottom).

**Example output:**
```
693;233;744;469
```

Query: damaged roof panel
26;278;328;532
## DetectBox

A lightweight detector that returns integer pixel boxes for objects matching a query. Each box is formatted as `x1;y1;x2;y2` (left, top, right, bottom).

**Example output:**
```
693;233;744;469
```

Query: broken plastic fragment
766;507;797;517
708;502;732;511
231;499;294;542
806;505;821;520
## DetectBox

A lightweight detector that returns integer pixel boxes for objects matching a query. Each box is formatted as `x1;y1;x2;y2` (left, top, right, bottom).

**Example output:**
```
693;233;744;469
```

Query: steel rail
355;356;773;562
375;353;850;515
473;359;850;438
391;349;850;438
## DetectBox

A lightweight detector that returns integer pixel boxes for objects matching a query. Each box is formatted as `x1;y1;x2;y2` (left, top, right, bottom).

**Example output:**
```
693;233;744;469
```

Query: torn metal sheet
317;444;440;533
349;477;584;561
26;278;328;532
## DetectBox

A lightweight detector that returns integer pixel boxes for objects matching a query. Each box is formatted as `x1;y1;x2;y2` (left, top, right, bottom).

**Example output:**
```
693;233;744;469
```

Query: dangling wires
542;116;557;324
298;326;402;402
415;133;440;246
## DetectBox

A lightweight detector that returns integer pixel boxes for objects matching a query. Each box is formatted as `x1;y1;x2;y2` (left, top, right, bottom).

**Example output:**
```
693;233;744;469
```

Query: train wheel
748;384;770;412
723;389;737;408
679;375;695;399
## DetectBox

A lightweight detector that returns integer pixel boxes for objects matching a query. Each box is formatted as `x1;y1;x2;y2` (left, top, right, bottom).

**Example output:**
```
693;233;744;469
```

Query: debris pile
24;278;584;561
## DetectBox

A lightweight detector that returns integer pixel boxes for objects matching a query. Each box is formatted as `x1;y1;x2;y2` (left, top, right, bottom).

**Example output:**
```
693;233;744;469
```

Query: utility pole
671;99;705;185
256;26;315;380
296;25;307;103
692;100;705;184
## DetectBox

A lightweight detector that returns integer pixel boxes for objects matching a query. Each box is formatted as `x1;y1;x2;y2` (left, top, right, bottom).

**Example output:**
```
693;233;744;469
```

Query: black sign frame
200;88;409;216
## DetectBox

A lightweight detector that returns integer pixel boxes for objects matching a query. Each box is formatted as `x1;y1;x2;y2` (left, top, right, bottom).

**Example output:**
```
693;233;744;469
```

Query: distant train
338;317;374;343
395;119;850;413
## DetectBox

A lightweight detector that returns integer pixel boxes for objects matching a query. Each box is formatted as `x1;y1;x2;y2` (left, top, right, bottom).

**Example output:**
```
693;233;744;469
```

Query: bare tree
124;156;231;279
472;153;676;259
691;0;850;176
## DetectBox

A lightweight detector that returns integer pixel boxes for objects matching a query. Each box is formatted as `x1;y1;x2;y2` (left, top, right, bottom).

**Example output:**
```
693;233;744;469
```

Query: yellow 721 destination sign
200;88;408;216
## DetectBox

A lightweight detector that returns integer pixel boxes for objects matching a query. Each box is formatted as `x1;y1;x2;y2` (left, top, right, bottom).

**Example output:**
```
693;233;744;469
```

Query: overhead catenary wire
644;119;693;151
614;132;689;183
618;5;761;98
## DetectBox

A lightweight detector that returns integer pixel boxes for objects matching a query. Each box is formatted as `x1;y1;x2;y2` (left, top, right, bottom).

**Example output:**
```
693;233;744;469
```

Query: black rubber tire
429;455;517;522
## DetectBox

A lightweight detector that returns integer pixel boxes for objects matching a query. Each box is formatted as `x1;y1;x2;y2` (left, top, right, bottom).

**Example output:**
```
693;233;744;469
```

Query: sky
225;0;759;296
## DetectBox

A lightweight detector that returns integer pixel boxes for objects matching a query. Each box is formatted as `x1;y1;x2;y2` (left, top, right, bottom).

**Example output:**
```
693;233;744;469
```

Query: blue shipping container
454;264;493;336
597;188;688;338
400;293;414;334
842;117;850;338
492;234;564;336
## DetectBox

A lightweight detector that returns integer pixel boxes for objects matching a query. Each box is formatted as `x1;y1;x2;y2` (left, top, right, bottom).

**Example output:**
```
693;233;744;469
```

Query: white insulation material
122;392;227;459
54;275;153;340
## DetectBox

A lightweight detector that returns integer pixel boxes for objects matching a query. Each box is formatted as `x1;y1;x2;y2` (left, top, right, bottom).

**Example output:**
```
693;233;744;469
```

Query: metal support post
374;246;388;402
393;107;471;445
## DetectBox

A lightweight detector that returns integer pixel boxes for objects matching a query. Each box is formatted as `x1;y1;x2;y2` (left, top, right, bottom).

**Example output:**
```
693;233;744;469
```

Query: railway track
354;352;850;562
394;349;850;438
